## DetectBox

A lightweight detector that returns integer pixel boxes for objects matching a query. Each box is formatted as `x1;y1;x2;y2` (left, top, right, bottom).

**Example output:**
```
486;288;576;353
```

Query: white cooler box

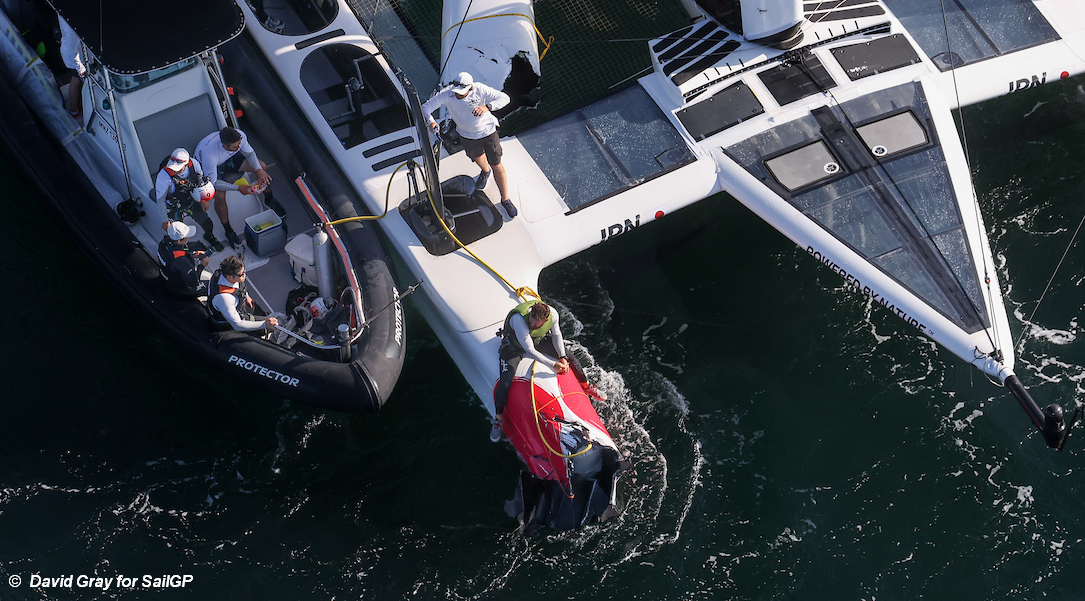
244;209;286;257
285;233;318;286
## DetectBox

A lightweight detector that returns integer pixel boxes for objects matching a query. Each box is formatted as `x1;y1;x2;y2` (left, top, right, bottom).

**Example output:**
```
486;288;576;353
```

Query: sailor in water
493;300;597;441
208;255;279;334
421;71;517;219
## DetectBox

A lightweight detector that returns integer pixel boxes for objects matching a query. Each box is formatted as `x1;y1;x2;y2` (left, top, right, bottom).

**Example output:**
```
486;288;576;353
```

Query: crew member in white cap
421;71;517;218
157;220;210;298
155;148;221;249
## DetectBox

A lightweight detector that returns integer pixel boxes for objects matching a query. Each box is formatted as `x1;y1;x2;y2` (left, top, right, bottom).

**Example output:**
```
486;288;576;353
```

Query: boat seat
133;93;220;183
325;93;399;129
445;192;481;220
357;96;397;116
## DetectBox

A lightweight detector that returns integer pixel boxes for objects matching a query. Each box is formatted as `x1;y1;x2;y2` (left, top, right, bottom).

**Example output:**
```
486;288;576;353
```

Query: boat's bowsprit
1004;375;1076;450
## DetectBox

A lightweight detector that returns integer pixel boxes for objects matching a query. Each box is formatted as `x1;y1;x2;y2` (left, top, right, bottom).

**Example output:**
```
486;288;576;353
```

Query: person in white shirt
194;127;275;247
208;255;280;333
155;148;219;248
58;16;85;119
421;71;517;218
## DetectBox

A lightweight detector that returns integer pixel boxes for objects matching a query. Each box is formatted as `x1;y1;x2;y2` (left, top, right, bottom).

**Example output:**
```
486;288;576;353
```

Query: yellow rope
325;158;538;301
442;13;554;61
415;162;539;301
324;161;411;226
530;361;595;460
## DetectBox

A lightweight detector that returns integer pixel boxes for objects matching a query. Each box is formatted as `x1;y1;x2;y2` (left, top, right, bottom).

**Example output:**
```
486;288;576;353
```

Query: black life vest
158;238;203;296
158;156;203;205
206;269;251;323
158;237;189;262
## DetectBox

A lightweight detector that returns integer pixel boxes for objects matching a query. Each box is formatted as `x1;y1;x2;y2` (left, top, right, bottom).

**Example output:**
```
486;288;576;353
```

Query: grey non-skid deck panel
806;0;886;23
757;54;836;106
723;81;990;332
362;136;413;158
518;85;696;212
883;0;1059;72
663;30;731;77
676;80;764;140
672;39;742;87
831;34;922;80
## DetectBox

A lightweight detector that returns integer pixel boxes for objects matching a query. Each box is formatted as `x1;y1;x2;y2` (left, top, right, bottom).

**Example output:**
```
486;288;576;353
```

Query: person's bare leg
214;191;241;246
214;191;230;224
68;76;82;118
493;163;508;200
493;162;516;218
473;154;491;176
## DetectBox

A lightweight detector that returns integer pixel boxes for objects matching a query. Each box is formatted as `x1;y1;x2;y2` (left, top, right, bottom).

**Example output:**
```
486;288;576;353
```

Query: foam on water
7;79;1085;599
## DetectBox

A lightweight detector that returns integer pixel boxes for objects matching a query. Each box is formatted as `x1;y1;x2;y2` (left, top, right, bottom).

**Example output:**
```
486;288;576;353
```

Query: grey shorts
461;131;502;165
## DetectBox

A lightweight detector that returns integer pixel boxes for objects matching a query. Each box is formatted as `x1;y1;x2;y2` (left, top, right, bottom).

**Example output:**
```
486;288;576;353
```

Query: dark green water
3;78;1085;600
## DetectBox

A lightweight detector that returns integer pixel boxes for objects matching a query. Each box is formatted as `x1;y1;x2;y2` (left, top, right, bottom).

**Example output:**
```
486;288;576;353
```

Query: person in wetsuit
492;300;597;441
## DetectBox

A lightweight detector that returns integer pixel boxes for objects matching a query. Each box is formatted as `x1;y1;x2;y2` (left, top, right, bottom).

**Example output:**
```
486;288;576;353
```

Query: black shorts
461;131;502;166
218;153;247;179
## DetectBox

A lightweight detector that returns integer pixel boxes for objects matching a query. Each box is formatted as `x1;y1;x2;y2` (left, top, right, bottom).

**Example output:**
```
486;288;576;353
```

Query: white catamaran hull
239;0;1085;451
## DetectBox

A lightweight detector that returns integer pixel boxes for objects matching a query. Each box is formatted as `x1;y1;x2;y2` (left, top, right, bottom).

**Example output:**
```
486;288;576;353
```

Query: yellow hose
323;158;538;303
416;163;540;302
529;361;594;460
325;161;411;226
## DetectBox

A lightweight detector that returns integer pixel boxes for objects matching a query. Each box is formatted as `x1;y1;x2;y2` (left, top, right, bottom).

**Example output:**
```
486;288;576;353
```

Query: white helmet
191;178;215;202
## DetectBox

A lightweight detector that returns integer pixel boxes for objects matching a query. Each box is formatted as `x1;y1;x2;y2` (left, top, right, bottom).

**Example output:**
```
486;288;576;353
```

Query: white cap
167;221;195;241
165;148;190;170
451;72;473;95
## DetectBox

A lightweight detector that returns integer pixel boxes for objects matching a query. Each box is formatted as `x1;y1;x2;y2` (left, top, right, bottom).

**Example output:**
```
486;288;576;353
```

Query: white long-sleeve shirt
194;130;261;192
420;82;510;140
211;275;267;332
510;308;566;370
58;17;85;75
153;158;205;203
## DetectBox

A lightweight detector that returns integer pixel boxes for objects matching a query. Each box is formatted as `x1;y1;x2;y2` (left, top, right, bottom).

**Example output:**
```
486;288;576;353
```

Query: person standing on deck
421;71;517;219
58;16;85;120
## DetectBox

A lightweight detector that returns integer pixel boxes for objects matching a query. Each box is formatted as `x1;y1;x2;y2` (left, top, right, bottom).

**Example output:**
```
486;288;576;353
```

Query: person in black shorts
421;71;518;218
